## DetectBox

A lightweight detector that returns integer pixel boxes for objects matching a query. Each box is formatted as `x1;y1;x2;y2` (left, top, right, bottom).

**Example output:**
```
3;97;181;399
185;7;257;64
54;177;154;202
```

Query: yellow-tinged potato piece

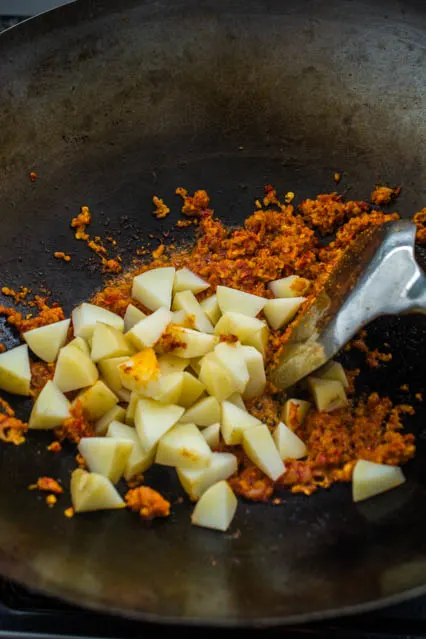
29;380;70;429
190;356;203;376
273;422;307;460
126;307;172;350
0;344;31;396
72;303;124;339
172;290;214;334
173;267;210;294
179;372;205;408
158;353;189;375
316;360;349;388
53;344;98;393
243;424;285;481
74;380;118;421
178;452;237;500
191;480;237;531
118;348;160;393
164;326;217;358
241;345;266;400
68;336;90;356
201;423;221;448
135;398;184;452
200;294;221;325
227;392;246;411
98;356;129;393
216;286;266;317
132;266;175;311
78;437;133;484
180;395;220;427
352;460;406;502
90;323;132;363
198;354;237;402
23;319;70;363
156;423;212;469
107;420;155;478
116;387;131;403
213;342;249;394
124;304;146;332
281;398;311;430
268;275;310;298
71;468;125;513
307;377;348;412
95;405;126;436
245;326;269;358
221;400;261;445
263;297;306;330
215;312;269;357
154;372;184;404
171;309;189;326
125;391;140;425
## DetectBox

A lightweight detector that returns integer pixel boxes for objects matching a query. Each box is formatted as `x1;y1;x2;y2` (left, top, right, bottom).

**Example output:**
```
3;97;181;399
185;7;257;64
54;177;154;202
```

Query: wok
1;0;426;626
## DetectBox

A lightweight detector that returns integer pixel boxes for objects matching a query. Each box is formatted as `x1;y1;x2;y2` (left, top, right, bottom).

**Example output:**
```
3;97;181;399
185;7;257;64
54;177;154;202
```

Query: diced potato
307;377;348;412
352;460;406;502
245;326;269;358
124;304;146;332
172;290;214;334
241;345;266;400
178;452;237;500
29;380;70;429
273;422;307;460
200;294;221;325
198;354;237;402
221;400;261;445
68;336;90;355
90;323;132;363
171;309;189;326
0;344;31;396
214;312;269;357
228;392;246;411
263;297;306;330
201;423;221;448
72;303;124;339
174;267;210;294
158;353;189;375
213;342;249;394
126;307;172;350
180;396;220;427
243;424;285;481
116;387;131;403
74;380;118;421
78;437;133;484
156;423;212;469
95;405;126;436
179;372;205;408
107;420;155;479
165;326;217;358
132;266;175;311
154;372;184;404
190;356;203;376
135;398;184;452
268;275;310;298
316;360;349;388
118;348;160;393
191;480;237;531
281;398;311;430
98;356;129;393
23;318;70;363
216;286;266;317
53;344;98;393
70;468;125;513
125;391;141;425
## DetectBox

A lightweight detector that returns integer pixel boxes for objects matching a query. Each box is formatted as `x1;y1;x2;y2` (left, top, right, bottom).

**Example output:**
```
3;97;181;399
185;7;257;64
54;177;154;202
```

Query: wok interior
1;0;426;624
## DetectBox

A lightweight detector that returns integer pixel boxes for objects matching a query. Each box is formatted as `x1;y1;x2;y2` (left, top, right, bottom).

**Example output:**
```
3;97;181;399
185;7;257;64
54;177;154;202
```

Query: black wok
1;0;426;626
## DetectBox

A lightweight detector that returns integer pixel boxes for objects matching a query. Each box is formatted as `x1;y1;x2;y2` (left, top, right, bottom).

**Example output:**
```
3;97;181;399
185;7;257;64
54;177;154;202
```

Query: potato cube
263;297;306;330
316;360;349;388
216;286;266;317
68;336;90;355
78;437;133;484
200;294;221;325
352;460;406;502
29;380;70;429
118;348;160;393
107;420;155;479
191;480;237;531
0;344;31;396
281;398;311;430
135;398;184;451
132;267;175;311
307;377;348;412
95;405;126;436
273;422;307;460
53;344;98;393
98;356;129;393
179;372;205;408
227;392;246;411
164;326;217;358
156;423;212;469
221;400;261;445
74;380;118;420
268;275;310;298
243;424;285;481
124;304;146;332
241;345;266;399
90;322;132;362
126;307;172;350
213;342;249;394
179;396;220;427
178;452;237;500
70;468;125;513
158;354;189;375
201;423;221;448
23;318;70;363
173;267;210;294
172;290;214;333
72;303;124;339
198;354;237;402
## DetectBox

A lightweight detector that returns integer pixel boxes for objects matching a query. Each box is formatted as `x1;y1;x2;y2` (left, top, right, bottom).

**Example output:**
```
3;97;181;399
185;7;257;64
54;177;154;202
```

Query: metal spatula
271;220;426;390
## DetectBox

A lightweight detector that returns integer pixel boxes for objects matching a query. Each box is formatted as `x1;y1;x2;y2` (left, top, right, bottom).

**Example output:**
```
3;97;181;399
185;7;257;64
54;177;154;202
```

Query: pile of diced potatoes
0;267;405;530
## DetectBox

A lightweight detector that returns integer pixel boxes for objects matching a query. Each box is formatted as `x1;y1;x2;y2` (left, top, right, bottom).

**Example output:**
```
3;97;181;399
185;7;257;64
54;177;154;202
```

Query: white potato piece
317;360;349;388
190;356;203;376
118;348;160;393
154;372;184;404
0;344;31;396
68;336;90;355
53;344;98;393
135;398;184;451
241;345;266;400
174;267;210;294
91;323;131;363
273;422;307;460
107;420;155;479
216;286;266;317
178;452;237;500
243;424;285;481
95;405;126;436
124;304;146;332
23;319;70;363
171;309;189;326
78;437;133;484
281;398;311;430
352;460;406;502
132;266;175;311
165;326;217;358
116;388;131;403
228;392;246;411
98;356;129;394
245;326;269;358
221;400;261;445
126;307;172;350
263;297;306;330
180;396;220;427
29;380;70;429
307;377;348;412
125;391;141;425
191;480;237;531
213;342;249;394
200;294;221;325
71;468;125;513
179;372;205;408
74;380;118;421
72;303;124;339
172;290;214;334
198;354;237;402
268;275;310;298
156;423;212;469
201;423;221;448
215;312;269;357
158;353;189;375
